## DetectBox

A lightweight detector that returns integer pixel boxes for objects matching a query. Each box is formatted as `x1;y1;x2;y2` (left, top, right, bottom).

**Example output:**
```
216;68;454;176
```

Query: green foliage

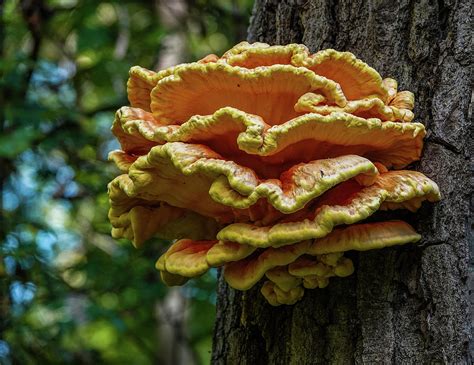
0;0;253;363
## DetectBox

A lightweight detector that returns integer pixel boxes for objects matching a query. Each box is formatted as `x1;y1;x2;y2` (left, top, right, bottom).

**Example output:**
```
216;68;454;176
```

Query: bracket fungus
107;42;440;306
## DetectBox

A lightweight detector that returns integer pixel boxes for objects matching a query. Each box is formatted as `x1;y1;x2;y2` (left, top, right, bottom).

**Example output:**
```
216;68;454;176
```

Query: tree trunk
211;1;472;363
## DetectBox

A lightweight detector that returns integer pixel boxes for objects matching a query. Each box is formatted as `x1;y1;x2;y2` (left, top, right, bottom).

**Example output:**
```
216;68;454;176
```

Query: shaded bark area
212;0;472;363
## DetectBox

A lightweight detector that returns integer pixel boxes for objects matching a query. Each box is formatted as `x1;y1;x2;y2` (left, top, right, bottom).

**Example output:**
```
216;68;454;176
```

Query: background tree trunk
212;0;472;363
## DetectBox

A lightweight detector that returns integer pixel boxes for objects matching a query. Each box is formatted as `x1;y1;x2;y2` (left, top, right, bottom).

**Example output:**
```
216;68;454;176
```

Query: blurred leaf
0;127;40;158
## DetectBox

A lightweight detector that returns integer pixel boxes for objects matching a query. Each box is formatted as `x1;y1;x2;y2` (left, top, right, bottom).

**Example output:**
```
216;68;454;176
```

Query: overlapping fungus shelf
108;42;440;305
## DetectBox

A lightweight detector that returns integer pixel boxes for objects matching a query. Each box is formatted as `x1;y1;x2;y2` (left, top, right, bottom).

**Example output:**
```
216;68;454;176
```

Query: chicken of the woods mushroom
108;42;440;306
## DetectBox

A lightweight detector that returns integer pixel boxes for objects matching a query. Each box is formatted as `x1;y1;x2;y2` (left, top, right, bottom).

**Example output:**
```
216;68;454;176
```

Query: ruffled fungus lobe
108;42;440;305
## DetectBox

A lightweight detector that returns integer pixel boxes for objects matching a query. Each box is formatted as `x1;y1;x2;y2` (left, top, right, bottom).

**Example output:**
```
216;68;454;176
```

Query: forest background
0;1;254;364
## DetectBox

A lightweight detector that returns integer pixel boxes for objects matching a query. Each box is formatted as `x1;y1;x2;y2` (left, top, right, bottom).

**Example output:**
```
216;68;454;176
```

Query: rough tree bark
211;1;472;363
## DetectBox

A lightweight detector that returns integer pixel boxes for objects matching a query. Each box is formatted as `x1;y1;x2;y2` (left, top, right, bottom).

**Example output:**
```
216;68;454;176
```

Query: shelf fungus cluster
108;42;440;306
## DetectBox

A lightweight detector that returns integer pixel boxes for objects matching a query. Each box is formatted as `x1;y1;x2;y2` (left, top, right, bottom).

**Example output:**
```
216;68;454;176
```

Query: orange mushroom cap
218;42;389;102
223;220;419;291
112;107;426;172
157;239;256;280
108;174;221;247
264;266;302;291
261;253;353;305
260;281;305;306
217;170;440;248
155;220;419;293
295;92;414;122
111;142;383;219
150;63;347;125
